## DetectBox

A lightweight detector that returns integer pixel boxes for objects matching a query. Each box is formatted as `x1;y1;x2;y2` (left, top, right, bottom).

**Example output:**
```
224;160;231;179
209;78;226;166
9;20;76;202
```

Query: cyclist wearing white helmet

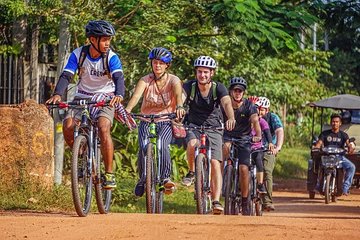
181;55;236;214
222;77;262;215
46;20;124;188
125;47;185;197
256;96;284;211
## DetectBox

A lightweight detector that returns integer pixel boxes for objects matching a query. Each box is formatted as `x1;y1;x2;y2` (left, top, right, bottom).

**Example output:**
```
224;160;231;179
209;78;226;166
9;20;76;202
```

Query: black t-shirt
223;98;258;138
319;129;348;148
183;80;228;127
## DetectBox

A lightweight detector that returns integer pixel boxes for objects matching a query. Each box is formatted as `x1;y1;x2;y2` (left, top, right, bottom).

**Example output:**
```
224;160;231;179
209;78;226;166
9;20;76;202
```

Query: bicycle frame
132;113;176;214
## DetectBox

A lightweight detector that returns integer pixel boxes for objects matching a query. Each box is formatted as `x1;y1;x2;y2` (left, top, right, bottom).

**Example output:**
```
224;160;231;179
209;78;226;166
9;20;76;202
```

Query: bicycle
249;148;268;216
223;137;266;216
131;112;176;214
185;124;224;214
222;137;249;215
48;99;112;217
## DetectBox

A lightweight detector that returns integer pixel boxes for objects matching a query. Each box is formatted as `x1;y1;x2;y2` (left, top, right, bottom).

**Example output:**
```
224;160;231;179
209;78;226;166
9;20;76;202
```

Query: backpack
186;81;218;105
77;45;112;80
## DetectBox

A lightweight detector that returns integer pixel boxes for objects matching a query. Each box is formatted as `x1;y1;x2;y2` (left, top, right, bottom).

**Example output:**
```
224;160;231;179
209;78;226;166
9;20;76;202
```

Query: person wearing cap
313;113;355;195
46;20;124;189
222;77;262;216
181;56;236;214
125;47;185;197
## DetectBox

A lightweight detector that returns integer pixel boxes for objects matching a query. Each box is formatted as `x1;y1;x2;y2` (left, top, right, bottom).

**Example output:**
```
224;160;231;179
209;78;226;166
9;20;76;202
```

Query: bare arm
250;113;262;142
125;79;147;113
173;80;185;119
220;95;236;131
273;127;284;154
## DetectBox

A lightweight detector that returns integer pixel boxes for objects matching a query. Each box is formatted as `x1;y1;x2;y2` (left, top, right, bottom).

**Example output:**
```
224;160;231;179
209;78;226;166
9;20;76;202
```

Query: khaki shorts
64;99;115;124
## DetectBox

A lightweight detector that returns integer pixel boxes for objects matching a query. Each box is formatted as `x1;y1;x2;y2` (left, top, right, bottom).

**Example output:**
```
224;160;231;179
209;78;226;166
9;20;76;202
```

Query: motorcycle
313;146;346;204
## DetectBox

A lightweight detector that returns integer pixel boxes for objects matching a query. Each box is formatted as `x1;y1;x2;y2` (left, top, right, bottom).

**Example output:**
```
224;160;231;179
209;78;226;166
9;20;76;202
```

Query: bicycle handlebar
131;112;177;120
184;125;224;131
46;100;110;109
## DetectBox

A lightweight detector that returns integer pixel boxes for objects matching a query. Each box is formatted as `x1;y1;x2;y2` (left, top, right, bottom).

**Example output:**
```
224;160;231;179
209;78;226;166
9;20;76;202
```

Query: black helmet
148;47;172;63
85;20;115;38
229;77;247;91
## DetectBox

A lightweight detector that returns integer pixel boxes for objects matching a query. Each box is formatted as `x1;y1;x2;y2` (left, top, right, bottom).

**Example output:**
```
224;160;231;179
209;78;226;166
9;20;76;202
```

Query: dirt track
1;187;360;240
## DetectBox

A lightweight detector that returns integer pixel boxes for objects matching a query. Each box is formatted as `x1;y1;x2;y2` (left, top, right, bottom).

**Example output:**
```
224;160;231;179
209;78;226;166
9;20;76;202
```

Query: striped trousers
137;120;173;182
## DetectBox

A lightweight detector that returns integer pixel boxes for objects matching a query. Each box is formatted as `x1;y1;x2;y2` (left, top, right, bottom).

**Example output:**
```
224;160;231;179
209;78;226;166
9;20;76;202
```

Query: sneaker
241;201;250;216
103;172;116;189
134;181;145;197
181;171;195;186
212;201;224;215
164;178;176;195
257;183;267;194
264;203;275;211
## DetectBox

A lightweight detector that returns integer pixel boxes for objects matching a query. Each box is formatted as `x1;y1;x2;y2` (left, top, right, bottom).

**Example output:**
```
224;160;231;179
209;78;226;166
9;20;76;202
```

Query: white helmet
194;56;217;69
256;96;270;109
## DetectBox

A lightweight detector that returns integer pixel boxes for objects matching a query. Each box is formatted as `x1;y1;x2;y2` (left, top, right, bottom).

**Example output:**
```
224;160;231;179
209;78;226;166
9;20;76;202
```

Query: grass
274;146;309;179
0;146;311;214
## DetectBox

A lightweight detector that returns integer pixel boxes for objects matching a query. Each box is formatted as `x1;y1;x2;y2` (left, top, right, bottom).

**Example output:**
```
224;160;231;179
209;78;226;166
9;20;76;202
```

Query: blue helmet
149;47;172;63
85;20;115;38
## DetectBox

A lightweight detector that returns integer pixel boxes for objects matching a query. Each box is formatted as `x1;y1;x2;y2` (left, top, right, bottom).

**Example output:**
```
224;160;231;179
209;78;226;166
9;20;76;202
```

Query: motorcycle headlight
321;155;338;167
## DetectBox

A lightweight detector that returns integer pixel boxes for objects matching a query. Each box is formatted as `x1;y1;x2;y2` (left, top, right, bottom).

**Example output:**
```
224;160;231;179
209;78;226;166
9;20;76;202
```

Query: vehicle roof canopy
309;94;360;110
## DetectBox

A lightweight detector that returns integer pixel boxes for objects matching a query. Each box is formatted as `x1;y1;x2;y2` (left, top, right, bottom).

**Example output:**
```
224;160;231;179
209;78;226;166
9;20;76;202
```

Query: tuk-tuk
307;94;360;199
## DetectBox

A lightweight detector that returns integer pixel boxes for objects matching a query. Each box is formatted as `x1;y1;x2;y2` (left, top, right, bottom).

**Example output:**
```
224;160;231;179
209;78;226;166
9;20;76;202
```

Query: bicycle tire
255;198;263;216
195;153;207;214
249;172;256;216
324;174;331;204
223;164;234;215
71;135;92;217
146;143;156;213
155;191;164;214
94;143;112;214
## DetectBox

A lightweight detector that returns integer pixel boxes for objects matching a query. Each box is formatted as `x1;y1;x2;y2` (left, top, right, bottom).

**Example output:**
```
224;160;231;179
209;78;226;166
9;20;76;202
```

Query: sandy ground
1;186;360;240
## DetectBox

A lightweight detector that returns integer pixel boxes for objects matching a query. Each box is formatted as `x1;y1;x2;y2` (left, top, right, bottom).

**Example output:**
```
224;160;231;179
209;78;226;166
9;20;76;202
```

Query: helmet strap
89;36;103;55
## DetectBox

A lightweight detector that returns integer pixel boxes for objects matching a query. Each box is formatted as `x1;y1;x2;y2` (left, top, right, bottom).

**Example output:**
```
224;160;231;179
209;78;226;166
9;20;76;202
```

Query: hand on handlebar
109;95;123;107
46;94;61;104
226;118;236;131
176;108;186;120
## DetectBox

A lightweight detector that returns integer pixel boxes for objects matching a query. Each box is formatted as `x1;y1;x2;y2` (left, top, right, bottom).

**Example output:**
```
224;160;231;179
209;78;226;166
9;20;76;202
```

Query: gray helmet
229;77;247;91
85;20;115;38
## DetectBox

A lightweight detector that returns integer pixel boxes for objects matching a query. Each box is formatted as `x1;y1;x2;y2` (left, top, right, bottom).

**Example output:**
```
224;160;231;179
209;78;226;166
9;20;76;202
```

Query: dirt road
1;188;360;240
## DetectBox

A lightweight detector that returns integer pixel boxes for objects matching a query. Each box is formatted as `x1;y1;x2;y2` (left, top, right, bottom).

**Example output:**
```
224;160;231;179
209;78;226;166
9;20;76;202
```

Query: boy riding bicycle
46;20;125;189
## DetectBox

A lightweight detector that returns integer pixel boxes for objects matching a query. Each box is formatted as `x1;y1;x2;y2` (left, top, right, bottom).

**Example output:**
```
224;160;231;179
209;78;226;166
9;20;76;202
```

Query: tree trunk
53;0;72;185
29;19;40;101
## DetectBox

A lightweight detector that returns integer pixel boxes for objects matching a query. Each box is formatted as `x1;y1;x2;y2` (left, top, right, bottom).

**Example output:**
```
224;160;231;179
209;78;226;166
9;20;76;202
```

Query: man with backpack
256;96;284;211
46;20;125;189
181;56;236;214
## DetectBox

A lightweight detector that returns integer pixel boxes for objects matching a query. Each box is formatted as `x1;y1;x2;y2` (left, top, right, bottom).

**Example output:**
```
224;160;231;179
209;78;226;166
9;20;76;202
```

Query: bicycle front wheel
223;164;234;215
195;153;208;214
146;143;156;213
71;135;92;217
94;143;112;214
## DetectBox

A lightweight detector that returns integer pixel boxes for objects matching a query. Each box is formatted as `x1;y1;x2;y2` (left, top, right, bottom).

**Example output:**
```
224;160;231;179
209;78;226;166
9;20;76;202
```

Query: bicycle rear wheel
155;191;164;214
71;135;92;217
146;143;156;213
94;143;112;214
195;153;208;214
249;171;256;216
223;164;234;215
